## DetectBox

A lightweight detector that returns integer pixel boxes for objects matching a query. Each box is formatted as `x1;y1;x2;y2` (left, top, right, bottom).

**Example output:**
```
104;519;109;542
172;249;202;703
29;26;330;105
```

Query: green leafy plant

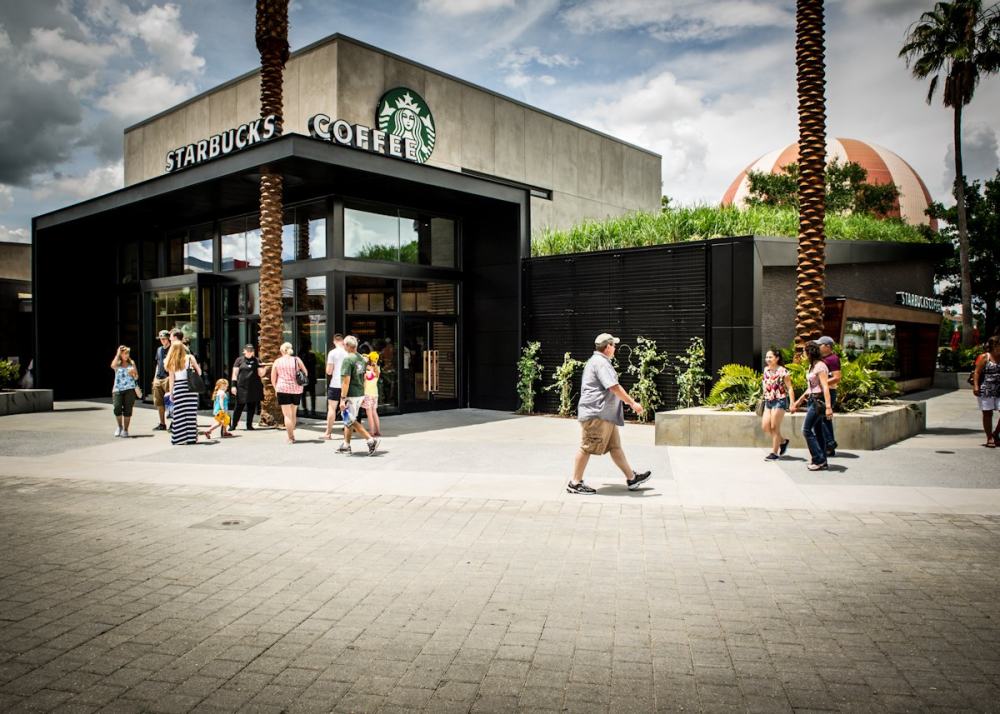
625;336;669;422
531;204;928;257
837;351;898;411
674;337;711;408
0;360;19;389
515;341;544;414
704;364;762;411
544;352;584;417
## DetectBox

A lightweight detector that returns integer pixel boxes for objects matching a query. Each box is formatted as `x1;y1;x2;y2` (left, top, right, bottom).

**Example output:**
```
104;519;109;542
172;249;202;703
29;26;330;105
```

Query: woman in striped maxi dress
166;342;202;445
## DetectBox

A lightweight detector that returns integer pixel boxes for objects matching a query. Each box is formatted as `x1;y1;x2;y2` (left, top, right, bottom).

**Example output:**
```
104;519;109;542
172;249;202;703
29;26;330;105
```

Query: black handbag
295;359;308;386
187;362;205;392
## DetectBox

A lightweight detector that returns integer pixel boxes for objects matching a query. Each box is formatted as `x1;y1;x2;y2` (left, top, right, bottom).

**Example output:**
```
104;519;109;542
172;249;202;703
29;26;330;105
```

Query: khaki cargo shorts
579;418;621;455
152;377;169;406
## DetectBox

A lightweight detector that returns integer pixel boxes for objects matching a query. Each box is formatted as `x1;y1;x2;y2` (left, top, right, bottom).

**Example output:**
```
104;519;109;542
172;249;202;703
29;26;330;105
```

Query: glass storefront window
345;207;400;262
401;281;457;314
120;242;139;284
346;276;396;312
221;217;247;271
167;227;214;275
843;319;898;372
289;202;327;261
245;216;262;269
152;287;198;354
346;314;398;408
346;206;456;267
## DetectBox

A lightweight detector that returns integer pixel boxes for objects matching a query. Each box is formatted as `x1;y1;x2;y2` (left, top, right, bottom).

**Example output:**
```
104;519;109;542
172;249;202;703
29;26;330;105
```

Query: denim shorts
765;397;789;411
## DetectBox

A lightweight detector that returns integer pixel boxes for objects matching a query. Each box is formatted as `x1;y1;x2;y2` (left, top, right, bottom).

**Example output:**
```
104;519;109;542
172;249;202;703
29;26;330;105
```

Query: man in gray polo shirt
567;333;652;495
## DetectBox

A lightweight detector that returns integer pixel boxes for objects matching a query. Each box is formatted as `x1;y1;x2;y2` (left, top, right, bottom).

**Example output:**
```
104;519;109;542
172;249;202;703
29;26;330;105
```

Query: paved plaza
1;390;999;712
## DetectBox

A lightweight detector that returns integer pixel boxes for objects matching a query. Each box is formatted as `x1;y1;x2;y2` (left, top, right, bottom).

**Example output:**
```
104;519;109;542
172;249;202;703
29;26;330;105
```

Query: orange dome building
721;138;937;230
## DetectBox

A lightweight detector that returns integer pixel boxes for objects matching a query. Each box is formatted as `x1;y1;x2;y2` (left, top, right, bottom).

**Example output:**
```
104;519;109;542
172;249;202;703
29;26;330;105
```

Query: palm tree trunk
794;0;828;347
953;103;975;347
255;0;289;427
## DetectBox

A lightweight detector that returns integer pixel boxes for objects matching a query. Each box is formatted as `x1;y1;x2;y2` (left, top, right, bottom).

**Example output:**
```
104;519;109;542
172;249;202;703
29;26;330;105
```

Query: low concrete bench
0;389;54;417
655;400;926;450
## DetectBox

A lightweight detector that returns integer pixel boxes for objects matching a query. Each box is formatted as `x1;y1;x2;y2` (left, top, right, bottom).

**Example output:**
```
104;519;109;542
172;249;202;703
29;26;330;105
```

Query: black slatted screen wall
523;243;709;414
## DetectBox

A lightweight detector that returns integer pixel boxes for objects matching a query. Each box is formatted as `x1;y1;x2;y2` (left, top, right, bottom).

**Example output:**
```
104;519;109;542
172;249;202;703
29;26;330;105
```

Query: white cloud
0;225;30;244
418;0;516;15
33;161;123;200
0;184;12;212
500;46;577;88
85;1;204;75
27;27;116;68
562;0;793;41
97;68;194;120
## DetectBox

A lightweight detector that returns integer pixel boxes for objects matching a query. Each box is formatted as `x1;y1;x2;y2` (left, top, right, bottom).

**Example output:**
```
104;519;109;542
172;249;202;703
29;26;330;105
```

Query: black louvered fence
522;241;713;415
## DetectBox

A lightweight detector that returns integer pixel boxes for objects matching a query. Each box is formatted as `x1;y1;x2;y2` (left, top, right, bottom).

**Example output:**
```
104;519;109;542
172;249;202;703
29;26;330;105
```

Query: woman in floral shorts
973;336;1000;447
761;349;795;461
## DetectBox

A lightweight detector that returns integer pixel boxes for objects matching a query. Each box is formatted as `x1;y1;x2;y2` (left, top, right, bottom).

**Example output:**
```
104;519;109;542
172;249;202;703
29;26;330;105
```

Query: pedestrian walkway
0;389;997;513
0;389;998;712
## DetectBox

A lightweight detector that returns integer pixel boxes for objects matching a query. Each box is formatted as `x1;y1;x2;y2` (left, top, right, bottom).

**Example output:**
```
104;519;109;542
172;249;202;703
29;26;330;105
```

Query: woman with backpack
270;342;307;444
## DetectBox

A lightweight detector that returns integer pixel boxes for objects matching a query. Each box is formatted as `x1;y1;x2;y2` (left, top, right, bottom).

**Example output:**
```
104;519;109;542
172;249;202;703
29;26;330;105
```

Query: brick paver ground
1;475;998;713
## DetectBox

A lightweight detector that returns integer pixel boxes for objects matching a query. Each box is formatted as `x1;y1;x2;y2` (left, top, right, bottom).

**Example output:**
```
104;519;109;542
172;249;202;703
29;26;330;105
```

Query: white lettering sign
895;292;942;312
164;115;278;173
306;113;417;163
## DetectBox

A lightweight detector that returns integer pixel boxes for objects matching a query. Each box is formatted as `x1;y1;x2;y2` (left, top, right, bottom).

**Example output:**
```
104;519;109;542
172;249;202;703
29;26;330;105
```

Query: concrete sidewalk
0;388;997;514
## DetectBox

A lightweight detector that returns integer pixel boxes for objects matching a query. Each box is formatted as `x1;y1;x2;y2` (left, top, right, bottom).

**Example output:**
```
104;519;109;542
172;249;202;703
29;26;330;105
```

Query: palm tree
255;0;290;425
900;1;1000;346
794;0;828;346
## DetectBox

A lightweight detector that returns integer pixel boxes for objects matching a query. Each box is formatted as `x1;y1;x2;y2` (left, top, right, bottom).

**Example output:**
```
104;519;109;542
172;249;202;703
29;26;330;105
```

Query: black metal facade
524;241;717;413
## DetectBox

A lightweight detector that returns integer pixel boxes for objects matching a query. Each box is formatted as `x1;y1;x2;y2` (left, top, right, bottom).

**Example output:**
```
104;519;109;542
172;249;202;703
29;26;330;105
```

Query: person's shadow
595;484;660;497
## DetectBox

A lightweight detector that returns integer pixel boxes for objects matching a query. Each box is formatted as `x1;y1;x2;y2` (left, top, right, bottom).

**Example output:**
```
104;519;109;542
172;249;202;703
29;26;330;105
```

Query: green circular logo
377;87;435;163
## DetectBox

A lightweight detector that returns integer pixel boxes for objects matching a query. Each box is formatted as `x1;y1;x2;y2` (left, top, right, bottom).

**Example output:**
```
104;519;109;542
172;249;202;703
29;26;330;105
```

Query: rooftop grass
531;205;929;257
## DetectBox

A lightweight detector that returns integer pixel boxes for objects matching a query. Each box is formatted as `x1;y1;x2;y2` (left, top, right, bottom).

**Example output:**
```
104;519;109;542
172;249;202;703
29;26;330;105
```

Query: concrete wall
123;36;661;235
761;259;937;351
0;242;30;282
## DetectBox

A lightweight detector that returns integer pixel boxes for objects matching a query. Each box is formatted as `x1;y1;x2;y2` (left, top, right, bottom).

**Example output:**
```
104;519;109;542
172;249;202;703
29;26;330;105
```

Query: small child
204;379;233;439
363;351;381;437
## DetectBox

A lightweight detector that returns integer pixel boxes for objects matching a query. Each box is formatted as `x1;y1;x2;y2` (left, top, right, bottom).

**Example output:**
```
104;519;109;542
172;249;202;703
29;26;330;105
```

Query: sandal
986;441;997;448
807;462;828;471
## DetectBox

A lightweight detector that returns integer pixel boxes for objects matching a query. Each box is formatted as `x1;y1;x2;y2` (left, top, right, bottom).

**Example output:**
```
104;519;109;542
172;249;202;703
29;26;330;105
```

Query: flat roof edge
123;34;660;160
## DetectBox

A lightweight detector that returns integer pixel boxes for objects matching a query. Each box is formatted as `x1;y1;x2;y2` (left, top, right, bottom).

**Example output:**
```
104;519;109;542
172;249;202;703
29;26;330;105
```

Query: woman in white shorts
972;336;1000;448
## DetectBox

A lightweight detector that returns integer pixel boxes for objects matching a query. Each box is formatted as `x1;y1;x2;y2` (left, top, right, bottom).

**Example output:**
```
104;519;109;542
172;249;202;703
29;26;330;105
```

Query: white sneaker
114;426;122;437
121;430;129;438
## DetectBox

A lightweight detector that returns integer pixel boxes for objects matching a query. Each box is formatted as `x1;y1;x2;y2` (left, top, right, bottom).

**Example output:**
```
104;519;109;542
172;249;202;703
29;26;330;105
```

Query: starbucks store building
32;34;661;413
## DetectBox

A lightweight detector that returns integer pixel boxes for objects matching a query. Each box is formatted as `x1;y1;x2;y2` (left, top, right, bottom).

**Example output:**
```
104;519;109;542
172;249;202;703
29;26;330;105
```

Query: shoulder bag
295;358;309;386
186;356;206;392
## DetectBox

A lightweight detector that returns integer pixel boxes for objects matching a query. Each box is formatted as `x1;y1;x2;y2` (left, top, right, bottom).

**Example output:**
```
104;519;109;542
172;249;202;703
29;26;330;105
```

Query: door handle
422;351;429;392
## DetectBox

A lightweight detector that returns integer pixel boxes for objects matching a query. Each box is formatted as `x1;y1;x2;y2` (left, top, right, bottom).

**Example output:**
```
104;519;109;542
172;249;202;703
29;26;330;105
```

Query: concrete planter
0;389;54;416
655;400;926;450
933;371;973;390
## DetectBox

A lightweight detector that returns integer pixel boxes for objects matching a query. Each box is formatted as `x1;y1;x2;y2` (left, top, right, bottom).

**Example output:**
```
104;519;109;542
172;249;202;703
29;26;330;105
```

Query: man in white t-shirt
323;333;348;439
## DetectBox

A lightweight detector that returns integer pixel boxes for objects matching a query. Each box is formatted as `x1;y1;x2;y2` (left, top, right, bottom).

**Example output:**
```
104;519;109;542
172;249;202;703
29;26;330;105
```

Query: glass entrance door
402;317;458;409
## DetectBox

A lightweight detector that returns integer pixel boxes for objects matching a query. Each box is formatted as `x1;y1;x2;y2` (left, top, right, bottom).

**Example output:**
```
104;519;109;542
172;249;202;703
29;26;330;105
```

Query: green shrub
0;360;19;389
674;337;711;408
624;336;669;422
705;364;762;411
515;342;543;414
544;351;584;417
837;352;898;411
532;204;928;257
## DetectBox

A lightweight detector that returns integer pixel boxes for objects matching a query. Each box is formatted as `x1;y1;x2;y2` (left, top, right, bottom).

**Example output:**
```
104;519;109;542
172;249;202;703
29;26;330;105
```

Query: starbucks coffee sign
165;115;277;173
307;86;435;164
377;88;435;163
896;292;942;312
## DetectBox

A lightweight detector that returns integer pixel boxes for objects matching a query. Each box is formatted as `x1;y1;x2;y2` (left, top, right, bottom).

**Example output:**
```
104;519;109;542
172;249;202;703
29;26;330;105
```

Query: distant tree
660;195;673;212
746;160;901;217
929;171;1000;338
900;0;1000;345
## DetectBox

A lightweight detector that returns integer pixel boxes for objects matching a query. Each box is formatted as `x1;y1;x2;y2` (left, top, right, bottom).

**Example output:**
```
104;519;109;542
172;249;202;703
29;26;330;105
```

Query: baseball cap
157;330;170;339
812;336;835;346
595;333;620;346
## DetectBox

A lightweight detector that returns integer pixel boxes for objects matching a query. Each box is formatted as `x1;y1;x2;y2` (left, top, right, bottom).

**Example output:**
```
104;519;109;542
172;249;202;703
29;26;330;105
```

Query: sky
1;0;999;245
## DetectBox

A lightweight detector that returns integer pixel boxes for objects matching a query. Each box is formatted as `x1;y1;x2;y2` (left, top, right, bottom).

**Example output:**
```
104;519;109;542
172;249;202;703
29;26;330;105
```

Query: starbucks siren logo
377;87;435;163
